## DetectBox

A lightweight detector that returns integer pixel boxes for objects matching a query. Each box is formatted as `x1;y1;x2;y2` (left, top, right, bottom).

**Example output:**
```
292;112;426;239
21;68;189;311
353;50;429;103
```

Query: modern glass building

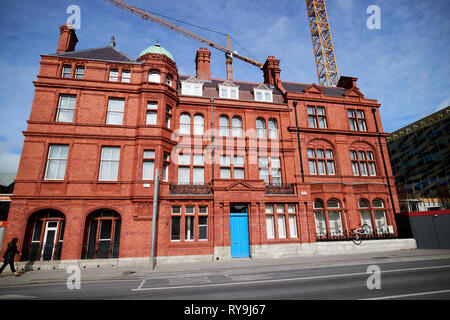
387;106;450;210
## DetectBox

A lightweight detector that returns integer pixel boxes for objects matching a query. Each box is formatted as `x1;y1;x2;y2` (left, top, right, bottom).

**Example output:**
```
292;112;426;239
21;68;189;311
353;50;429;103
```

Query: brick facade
1;25;400;262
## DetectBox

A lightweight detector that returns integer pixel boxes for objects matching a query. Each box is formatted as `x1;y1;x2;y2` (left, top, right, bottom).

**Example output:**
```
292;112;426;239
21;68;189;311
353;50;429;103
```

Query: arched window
268;119;278;139
313;199;326;236
314;199;344;238
314;199;324;209
358;199;373;234
326;199;343;236
148;71;161;83
350;149;376;176
179;113;191;135
327;199;340;208
193;114;204;135
22;209;65;262
256;118;266;138
219;115;229;136
232;116;243;137
373;199;388;234
82;209;121;259
307;147;336;176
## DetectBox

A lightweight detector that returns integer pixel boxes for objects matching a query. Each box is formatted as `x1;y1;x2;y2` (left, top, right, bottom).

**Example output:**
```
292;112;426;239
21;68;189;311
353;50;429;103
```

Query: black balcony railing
315;230;397;242
265;183;295;195
20;243;63;262
170;183;211;194
81;241;120;260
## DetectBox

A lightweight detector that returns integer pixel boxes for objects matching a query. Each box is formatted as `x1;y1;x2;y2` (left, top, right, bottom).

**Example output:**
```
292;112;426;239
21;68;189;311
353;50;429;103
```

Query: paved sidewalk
0;248;449;287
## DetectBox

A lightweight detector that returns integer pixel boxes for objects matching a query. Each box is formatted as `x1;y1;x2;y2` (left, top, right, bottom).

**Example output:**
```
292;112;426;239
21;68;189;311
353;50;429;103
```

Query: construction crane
103;0;264;81
306;0;339;87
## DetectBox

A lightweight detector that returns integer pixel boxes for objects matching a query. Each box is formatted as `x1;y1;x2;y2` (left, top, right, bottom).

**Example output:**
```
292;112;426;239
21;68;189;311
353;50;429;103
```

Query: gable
226;181;254;191
303;83;325;94
182;76;202;84
344;87;365;98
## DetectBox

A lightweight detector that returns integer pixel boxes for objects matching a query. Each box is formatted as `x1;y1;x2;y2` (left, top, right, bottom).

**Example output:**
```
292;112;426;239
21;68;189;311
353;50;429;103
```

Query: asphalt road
1;257;449;301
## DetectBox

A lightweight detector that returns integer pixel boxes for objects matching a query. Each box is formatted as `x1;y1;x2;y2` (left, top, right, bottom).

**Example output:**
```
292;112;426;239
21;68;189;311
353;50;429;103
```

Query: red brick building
1;25;401;263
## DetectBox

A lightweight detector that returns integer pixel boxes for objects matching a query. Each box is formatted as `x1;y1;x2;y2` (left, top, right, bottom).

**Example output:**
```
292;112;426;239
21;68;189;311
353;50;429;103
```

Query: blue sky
0;0;449;172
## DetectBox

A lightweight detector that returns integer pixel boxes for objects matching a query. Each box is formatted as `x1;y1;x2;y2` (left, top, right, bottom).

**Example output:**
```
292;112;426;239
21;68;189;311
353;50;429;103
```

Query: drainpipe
150;168;160;270
372;108;397;216
293;101;305;183
210;98;215;181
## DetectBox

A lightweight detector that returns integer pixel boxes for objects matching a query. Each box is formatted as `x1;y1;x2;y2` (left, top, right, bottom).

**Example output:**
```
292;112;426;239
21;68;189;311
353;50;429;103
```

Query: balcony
169;183;211;194
265;183;295;195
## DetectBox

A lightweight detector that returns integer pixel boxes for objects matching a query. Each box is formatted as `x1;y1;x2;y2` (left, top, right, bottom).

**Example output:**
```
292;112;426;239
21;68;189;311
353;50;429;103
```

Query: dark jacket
3;242;19;262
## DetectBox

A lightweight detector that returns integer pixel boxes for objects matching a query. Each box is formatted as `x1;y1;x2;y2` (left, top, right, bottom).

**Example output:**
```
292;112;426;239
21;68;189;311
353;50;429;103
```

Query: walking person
0;237;21;277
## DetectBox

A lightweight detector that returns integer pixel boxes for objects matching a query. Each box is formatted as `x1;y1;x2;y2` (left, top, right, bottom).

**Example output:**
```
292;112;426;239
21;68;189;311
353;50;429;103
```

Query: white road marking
0;294;36;299
132;264;450;291
362;289;450;300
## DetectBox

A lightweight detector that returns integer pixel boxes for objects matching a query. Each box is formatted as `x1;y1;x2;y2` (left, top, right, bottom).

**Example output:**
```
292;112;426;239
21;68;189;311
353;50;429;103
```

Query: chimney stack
57;24;78;54
195;47;212;81
263;56;282;87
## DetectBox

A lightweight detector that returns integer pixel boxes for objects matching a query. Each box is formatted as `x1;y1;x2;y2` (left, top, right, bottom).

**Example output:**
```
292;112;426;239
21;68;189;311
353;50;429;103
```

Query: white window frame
148;71;161;83
106;98;125;125
109;69;119;82
98;146;121;181
56;95;76;123
253;88;273;102
121;70;131;83
218;83;239;99
44;145;69;180
181;81;203;96
146;102;158;125
142;150;155;180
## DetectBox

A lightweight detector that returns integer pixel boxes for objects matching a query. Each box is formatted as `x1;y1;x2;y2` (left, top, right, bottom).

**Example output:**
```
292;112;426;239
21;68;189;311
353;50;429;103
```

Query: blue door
230;205;250;258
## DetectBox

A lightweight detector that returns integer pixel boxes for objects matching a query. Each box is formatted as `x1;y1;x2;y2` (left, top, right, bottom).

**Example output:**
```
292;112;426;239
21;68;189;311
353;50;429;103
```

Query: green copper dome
139;42;173;60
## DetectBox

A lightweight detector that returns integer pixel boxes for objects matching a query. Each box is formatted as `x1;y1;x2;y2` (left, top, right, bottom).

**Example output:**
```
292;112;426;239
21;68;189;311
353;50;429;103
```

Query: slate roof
179;76;348;102
179;76;286;104
46;46;139;64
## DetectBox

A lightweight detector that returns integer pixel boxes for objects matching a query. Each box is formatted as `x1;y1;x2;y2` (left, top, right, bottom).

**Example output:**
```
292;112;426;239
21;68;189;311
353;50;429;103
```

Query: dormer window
218;81;239;99
181;76;203;96
253;85;273;102
148;71;161;83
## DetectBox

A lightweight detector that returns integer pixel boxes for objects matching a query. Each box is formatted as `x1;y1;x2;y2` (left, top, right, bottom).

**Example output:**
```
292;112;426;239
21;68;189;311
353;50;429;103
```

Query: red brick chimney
337;76;359;90
263;56;281;87
57;24;78;54
195;47;212;81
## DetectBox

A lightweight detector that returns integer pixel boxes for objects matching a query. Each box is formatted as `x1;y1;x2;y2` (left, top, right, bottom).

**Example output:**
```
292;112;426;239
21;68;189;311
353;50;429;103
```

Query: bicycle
351;224;372;245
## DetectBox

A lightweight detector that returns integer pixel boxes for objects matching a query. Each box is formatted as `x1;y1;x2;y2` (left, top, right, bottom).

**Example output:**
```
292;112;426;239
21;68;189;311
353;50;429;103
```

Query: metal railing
81;241;120;260
169;183;211;194
265;183;295;195
315;230;397;242
20;243;63;261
